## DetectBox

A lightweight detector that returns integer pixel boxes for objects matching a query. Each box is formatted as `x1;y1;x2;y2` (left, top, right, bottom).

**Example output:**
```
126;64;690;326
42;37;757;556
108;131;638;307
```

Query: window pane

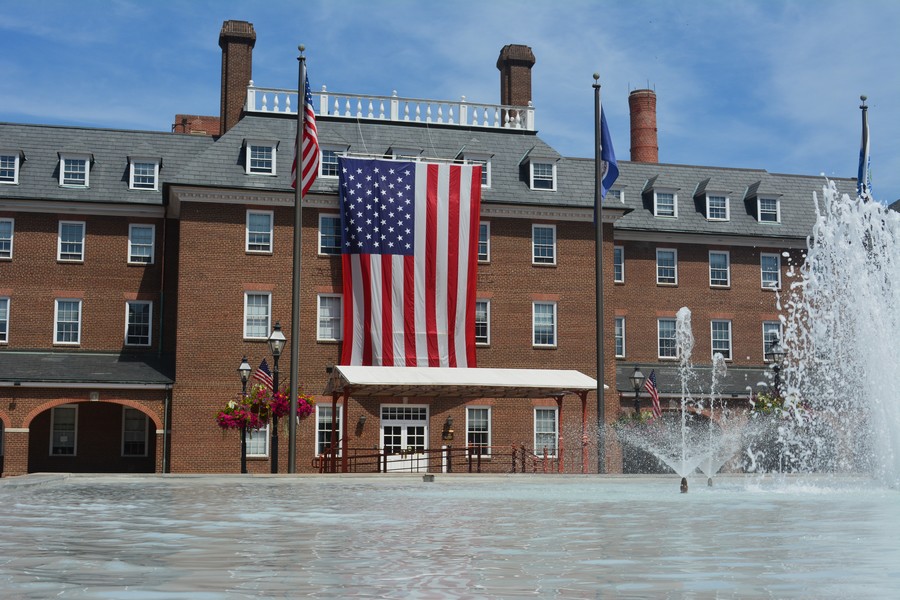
59;222;84;261
615;316;625;357
318;296;341;341
760;198;779;222
708;196;727;220
247;212;272;252
247;425;269;456
126;302;151;346
763;321;782;359
0;219;11;258
123;408;147;456
467;407;490;455
475;300;489;344
63;158;87;186
534;408;557;456
656;193;675;216
132;162;156;189
657;250;676;284
319;215;341;255
0;155;15;182
245;294;270;338
478;222;490;262
761;254;781;288
316;405;342;455
249;145;273;173
0;297;8;343
711;320;732;359
129;225;154;263
710;252;729;286
56;300;81;343
533;303;556;346
321;150;340;177
51;406;76;455
613;246;624;282
532;163;554;189
533;226;555;264
659;319;676;358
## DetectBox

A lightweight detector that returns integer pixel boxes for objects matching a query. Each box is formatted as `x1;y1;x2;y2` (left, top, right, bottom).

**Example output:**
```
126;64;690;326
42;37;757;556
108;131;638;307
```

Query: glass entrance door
381;405;428;472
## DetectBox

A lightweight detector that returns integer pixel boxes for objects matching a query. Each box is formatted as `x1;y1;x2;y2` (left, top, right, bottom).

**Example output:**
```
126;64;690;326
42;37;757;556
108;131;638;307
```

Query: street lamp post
765;340;786;397
238;356;252;474
629;366;645;418
267;322;286;474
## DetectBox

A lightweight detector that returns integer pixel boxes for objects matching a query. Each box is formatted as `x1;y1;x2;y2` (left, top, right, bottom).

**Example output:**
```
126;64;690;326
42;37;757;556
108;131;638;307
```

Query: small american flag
291;74;319;195
645;369;661;418
252;358;274;391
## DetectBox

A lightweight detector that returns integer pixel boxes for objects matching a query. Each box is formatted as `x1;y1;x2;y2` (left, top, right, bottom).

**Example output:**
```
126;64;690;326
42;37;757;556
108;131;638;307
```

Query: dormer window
320;146;347;178
706;194;729;221
59;154;90;187
530;162;556;190
0;151;21;184
654;190;677;217
758;197;780;223
464;154;491;188
129;158;160;190
607;189;624;203
391;148;421;161
245;140;277;175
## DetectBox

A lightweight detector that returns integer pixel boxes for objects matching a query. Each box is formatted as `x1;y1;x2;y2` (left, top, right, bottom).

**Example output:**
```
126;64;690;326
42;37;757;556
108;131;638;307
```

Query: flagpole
858;94;870;201
593;73;606;474
287;45;306;473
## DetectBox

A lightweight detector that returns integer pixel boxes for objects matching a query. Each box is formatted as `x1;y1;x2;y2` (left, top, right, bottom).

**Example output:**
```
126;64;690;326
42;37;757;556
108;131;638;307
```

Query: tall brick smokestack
629;89;658;163
497;44;536;107
219;20;256;136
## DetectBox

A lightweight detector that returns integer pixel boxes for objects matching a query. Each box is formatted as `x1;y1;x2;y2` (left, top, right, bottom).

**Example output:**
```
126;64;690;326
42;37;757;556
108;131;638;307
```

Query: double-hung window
475;299;490;345
246;210;273;253
316;404;343;456
758;198;780;223
711;320;733;360
243;292;271;339
654;191;677;217
60;155;90;187
761;253;781;289
533;302;557;347
58;221;85;261
656;248;677;284
532;224;556;265
317;294;342;341
318;214;341;255
0;297;8;343
245;141;276;175
247;425;269;457
530;162;556;190
320;147;345;178
467;406;491;456
129;159;159;190
615;316;625;358
658;318;677;359
50;405;77;456
478;222;490;262
122;408;148;457
707;195;729;221
125;301;152;346
709;251;730;287
55;299;82;345
613;246;624;282
534;407;558;457
0;151;19;184
0;218;12;259
465;155;491;188
763;321;783;361
128;224;155;264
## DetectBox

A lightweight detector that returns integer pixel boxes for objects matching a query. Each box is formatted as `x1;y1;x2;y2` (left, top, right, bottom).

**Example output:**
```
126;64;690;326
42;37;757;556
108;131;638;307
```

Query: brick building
0;20;855;476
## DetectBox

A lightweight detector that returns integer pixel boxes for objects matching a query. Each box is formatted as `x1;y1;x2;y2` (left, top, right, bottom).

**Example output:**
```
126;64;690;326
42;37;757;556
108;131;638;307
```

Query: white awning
325;366;597;399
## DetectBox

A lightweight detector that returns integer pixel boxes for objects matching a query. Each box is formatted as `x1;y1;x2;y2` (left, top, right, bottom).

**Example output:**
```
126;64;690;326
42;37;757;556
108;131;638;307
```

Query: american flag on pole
291;74;319;195
252;358;274;391
338;157;482;367
645;369;661;418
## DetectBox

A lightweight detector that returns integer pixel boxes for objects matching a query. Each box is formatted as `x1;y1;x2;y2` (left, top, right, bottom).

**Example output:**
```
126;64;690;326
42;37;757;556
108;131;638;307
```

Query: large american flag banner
338;157;482;367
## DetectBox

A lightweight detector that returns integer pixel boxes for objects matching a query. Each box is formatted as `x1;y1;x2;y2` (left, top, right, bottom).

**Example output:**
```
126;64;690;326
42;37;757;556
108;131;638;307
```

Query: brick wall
628;89;659;163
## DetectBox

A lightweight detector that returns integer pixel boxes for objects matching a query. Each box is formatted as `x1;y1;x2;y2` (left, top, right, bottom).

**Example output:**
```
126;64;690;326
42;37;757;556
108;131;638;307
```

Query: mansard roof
0;122;212;206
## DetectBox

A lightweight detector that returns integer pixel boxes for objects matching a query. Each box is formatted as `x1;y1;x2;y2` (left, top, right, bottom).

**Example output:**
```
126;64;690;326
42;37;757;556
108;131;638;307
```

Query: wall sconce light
442;415;454;441
358;414;367;427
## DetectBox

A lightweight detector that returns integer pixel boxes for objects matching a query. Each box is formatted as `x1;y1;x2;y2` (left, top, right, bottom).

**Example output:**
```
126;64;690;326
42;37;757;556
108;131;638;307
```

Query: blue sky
3;0;899;202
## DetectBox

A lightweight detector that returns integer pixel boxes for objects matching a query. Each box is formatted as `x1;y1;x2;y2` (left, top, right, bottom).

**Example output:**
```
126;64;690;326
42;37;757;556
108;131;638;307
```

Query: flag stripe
292;75;320;195
425;163;440;366
380;256;393;365
403;254;416;365
446;168;461;367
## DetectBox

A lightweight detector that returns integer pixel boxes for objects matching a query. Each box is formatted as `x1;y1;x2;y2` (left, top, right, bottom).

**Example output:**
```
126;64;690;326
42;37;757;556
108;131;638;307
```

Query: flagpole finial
860;95;867;108
593;73;600;88
299;44;305;53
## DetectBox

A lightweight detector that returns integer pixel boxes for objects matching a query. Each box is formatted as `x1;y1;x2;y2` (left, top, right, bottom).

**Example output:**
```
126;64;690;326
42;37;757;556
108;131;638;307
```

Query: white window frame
478;221;491;263
319;146;346;178
532;301;557;348
653;189;678;217
534;407;558;457
0;218;13;259
529;162;556;191
54;299;82;345
0;297;8;344
317;294;342;342
127;224;155;265
122;407;149;457
532;224;556;265
465;154;491;188
711;320;733;360
615;316;625;358
247;424;270;457
318;213;342;255
246;210;274;253
658;318;677;359
709;250;731;287
50;404;78;456
760;253;782;290
125;301;153;347
706;194;730;221
656;248;678;285
763;321;783;362
613;246;624;283
475;299;490;346
59;154;90;187
0;151;20;185
58;221;85;262
243;292;271;340
316;404;343;456
129;158;160;191
607;189;624;204
245;140;277;175
758;197;781;223
466;406;492;456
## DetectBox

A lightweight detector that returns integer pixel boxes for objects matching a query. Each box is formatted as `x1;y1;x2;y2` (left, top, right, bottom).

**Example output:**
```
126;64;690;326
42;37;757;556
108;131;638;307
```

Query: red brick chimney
497;44;536;107
219;20;256;135
629;89;658;163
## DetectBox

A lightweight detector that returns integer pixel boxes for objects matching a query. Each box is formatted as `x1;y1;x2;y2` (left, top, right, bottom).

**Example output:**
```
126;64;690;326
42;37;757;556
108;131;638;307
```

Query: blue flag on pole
600;107;619;199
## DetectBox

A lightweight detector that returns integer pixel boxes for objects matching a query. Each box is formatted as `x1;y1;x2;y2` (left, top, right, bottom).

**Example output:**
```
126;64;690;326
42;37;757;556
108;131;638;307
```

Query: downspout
162;384;172;473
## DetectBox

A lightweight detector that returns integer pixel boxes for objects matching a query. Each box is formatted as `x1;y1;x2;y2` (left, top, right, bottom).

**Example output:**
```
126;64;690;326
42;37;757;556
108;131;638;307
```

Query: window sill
710;284;731;289
316;339;341;344
532;262;557;267
656;282;678;287
57;259;84;264
246;250;274;256
533;345;558;350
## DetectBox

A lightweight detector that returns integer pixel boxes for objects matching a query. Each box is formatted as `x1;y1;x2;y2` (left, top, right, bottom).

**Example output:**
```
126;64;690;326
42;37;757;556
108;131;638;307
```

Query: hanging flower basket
269;391;316;419
216;384;316;430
